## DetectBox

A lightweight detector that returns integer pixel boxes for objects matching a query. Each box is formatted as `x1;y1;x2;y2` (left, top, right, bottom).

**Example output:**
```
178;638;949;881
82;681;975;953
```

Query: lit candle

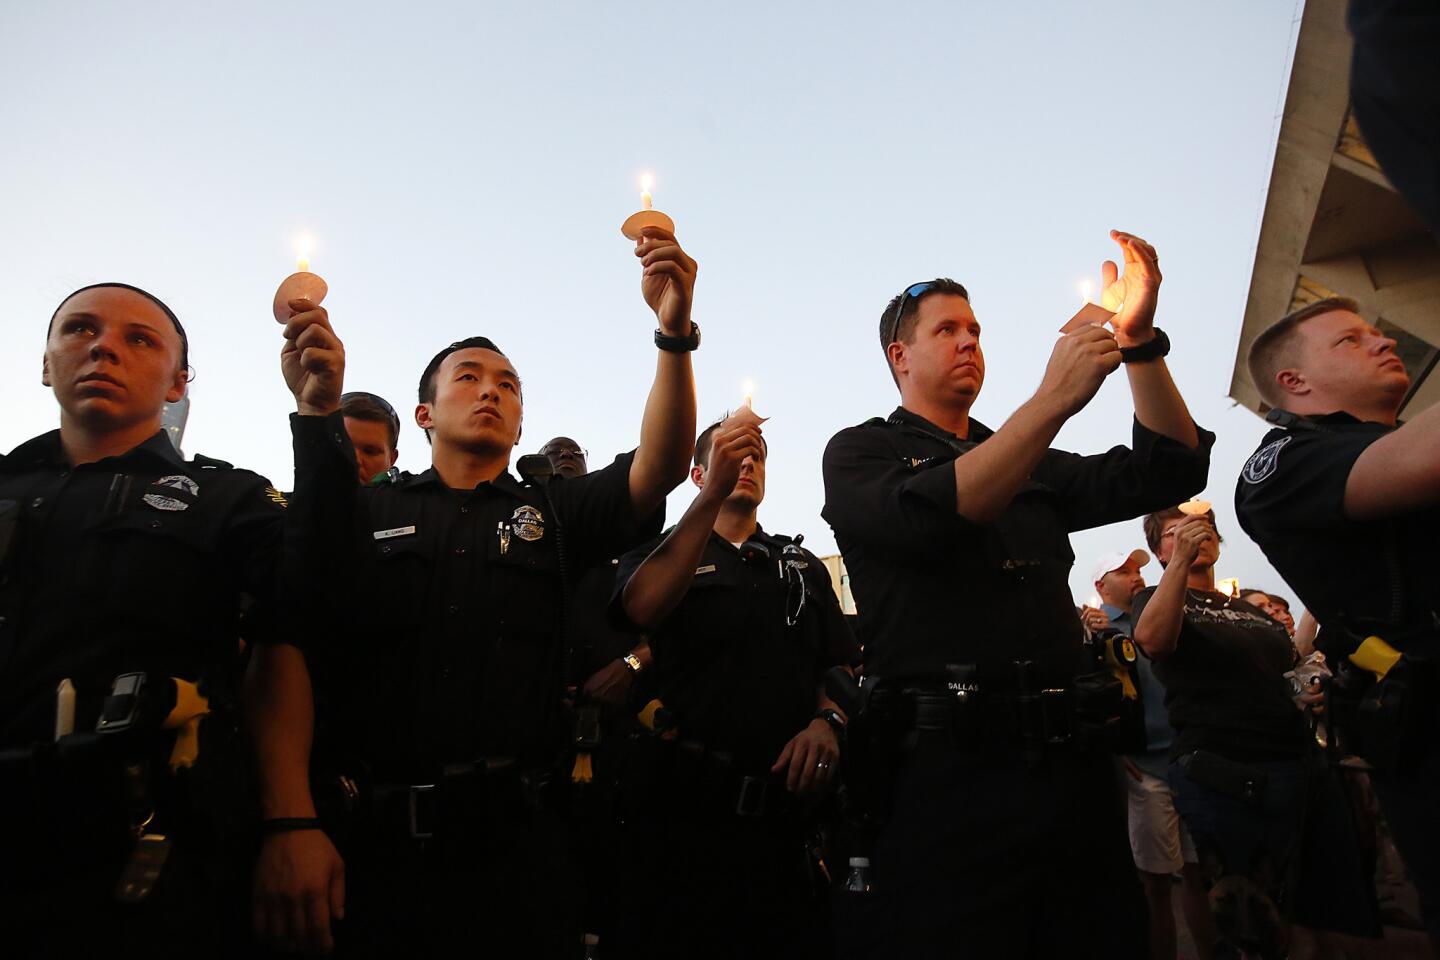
640;173;654;211
1216;577;1240;599
741;378;756;409
1079;279;1094;304
273;232;329;322
1088;594;1103;610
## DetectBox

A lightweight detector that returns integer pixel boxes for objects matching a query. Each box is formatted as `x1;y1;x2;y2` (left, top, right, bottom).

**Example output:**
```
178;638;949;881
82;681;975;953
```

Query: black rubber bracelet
259;817;323;834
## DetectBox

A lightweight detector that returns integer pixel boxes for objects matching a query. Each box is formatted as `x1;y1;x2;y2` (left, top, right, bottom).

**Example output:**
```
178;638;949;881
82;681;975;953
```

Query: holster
1352;656;1437;775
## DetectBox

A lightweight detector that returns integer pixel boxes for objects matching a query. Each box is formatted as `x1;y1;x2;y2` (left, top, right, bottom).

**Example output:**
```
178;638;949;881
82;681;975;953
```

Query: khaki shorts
1118;759;1197;875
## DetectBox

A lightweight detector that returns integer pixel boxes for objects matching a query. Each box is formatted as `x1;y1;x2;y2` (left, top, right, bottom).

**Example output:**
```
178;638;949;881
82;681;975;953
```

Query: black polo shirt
611;525;858;769
1234;412;1440;651
0;429;285;748
1131;587;1306;761
822;408;1212;683
289;414;661;781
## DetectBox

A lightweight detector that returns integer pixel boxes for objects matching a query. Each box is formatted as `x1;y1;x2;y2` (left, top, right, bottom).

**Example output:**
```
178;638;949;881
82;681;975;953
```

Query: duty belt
620;734;798;821
368;756;563;845
876;664;1125;759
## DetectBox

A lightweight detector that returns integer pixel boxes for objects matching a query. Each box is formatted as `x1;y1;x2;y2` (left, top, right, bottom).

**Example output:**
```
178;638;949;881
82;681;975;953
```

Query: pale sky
0;0;1305;607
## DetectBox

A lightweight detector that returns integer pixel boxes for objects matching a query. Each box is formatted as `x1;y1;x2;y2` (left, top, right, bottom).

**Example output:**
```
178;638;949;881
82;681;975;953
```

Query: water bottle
844;856;873;894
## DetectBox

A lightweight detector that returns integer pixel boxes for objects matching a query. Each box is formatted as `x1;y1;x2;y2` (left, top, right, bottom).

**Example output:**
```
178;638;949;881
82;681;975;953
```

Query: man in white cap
1089;547;1213;959
1084;548;1150;637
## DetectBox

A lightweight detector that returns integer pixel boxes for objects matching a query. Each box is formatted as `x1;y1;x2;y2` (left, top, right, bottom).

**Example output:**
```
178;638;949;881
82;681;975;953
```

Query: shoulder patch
191;453;234;470
1241;436;1292;485
264;486;289;508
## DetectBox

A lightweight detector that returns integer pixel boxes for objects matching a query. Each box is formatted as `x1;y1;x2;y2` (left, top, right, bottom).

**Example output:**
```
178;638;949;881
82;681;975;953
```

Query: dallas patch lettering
511;505;545;542
1242;436;1291;484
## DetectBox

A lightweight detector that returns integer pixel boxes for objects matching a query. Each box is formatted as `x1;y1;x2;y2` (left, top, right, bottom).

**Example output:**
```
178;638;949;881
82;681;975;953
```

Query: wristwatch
623;652;645;673
814;707;847;737
1119;327;1170;364
654;321;701;352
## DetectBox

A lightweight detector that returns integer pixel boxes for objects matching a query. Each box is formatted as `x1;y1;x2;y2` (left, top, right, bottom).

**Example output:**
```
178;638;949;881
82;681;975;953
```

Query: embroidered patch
143;492;189;512
511;505;545;542
373;525;417;540
264;487;288;508
1242;436;1292;484
695;563;717;575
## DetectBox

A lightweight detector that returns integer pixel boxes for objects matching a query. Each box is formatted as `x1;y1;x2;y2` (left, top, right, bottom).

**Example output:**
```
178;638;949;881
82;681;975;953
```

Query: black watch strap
654;321;701;352
1119;327;1170;364
259;817;323;835
815;708;846;735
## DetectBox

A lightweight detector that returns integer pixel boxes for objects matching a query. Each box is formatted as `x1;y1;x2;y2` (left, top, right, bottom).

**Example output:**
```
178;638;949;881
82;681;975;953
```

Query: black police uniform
287;413;661;957
1235;410;1440;938
0;428;286;955
821;407;1212;958
607;525;859;959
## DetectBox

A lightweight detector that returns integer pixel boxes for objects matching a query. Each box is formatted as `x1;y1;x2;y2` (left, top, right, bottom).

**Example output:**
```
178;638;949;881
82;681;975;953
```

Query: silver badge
1242;436;1292;484
511;505;545;542
143;474;198;512
154;475;199;497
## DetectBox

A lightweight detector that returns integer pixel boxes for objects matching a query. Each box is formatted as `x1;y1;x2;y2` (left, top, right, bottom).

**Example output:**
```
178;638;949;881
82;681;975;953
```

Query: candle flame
741;379;756;408
640;172;655;193
1079;279;1094;304
294;233;315;273
1088;595;1103;610
1217;577;1240;599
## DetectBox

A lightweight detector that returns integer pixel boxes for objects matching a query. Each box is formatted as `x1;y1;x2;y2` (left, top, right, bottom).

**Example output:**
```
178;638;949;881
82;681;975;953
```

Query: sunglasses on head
884;280;944;347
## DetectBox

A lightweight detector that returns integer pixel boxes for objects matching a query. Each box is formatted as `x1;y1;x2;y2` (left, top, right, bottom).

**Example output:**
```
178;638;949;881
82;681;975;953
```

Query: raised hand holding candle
622;171;676;240
273;233;329;322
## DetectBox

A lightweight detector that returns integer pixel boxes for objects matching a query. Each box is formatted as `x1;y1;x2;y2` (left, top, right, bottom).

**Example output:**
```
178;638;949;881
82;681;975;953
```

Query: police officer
340;391;402;485
610;410;858;958
0;283;288;954
821;231;1212;956
248;226;700;956
1235;294;1440;942
539;436;588;480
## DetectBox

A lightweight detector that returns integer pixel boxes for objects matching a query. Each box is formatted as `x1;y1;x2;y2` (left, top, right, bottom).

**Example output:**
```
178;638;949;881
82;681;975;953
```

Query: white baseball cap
1090;549;1150;585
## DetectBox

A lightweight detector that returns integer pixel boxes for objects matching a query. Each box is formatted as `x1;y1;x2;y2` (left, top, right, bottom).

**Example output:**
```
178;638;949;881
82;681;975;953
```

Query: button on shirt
0;430;285;747
289;414;662;780
821;408;1213;683
1235;412;1440;649
611;527;859;768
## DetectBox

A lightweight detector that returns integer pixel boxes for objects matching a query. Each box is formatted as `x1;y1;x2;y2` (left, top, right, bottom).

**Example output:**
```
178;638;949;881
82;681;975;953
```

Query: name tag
373;525;417;541
695;564;717;575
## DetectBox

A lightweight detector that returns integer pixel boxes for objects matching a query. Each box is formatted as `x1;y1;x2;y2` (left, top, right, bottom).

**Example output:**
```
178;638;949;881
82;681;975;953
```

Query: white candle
640;173;654;211
55;678;75;740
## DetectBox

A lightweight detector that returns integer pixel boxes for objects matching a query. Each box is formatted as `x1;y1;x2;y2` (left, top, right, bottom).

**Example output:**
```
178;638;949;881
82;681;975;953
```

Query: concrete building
1230;0;1440;419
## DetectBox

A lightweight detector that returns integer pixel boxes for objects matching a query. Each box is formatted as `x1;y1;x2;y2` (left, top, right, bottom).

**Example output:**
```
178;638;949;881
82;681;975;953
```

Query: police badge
143;474;199;512
511;505;545;541
1242;436;1291;484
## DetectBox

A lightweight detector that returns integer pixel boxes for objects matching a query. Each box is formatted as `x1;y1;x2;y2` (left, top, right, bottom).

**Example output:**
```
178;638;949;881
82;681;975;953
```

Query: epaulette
190;453;234;470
